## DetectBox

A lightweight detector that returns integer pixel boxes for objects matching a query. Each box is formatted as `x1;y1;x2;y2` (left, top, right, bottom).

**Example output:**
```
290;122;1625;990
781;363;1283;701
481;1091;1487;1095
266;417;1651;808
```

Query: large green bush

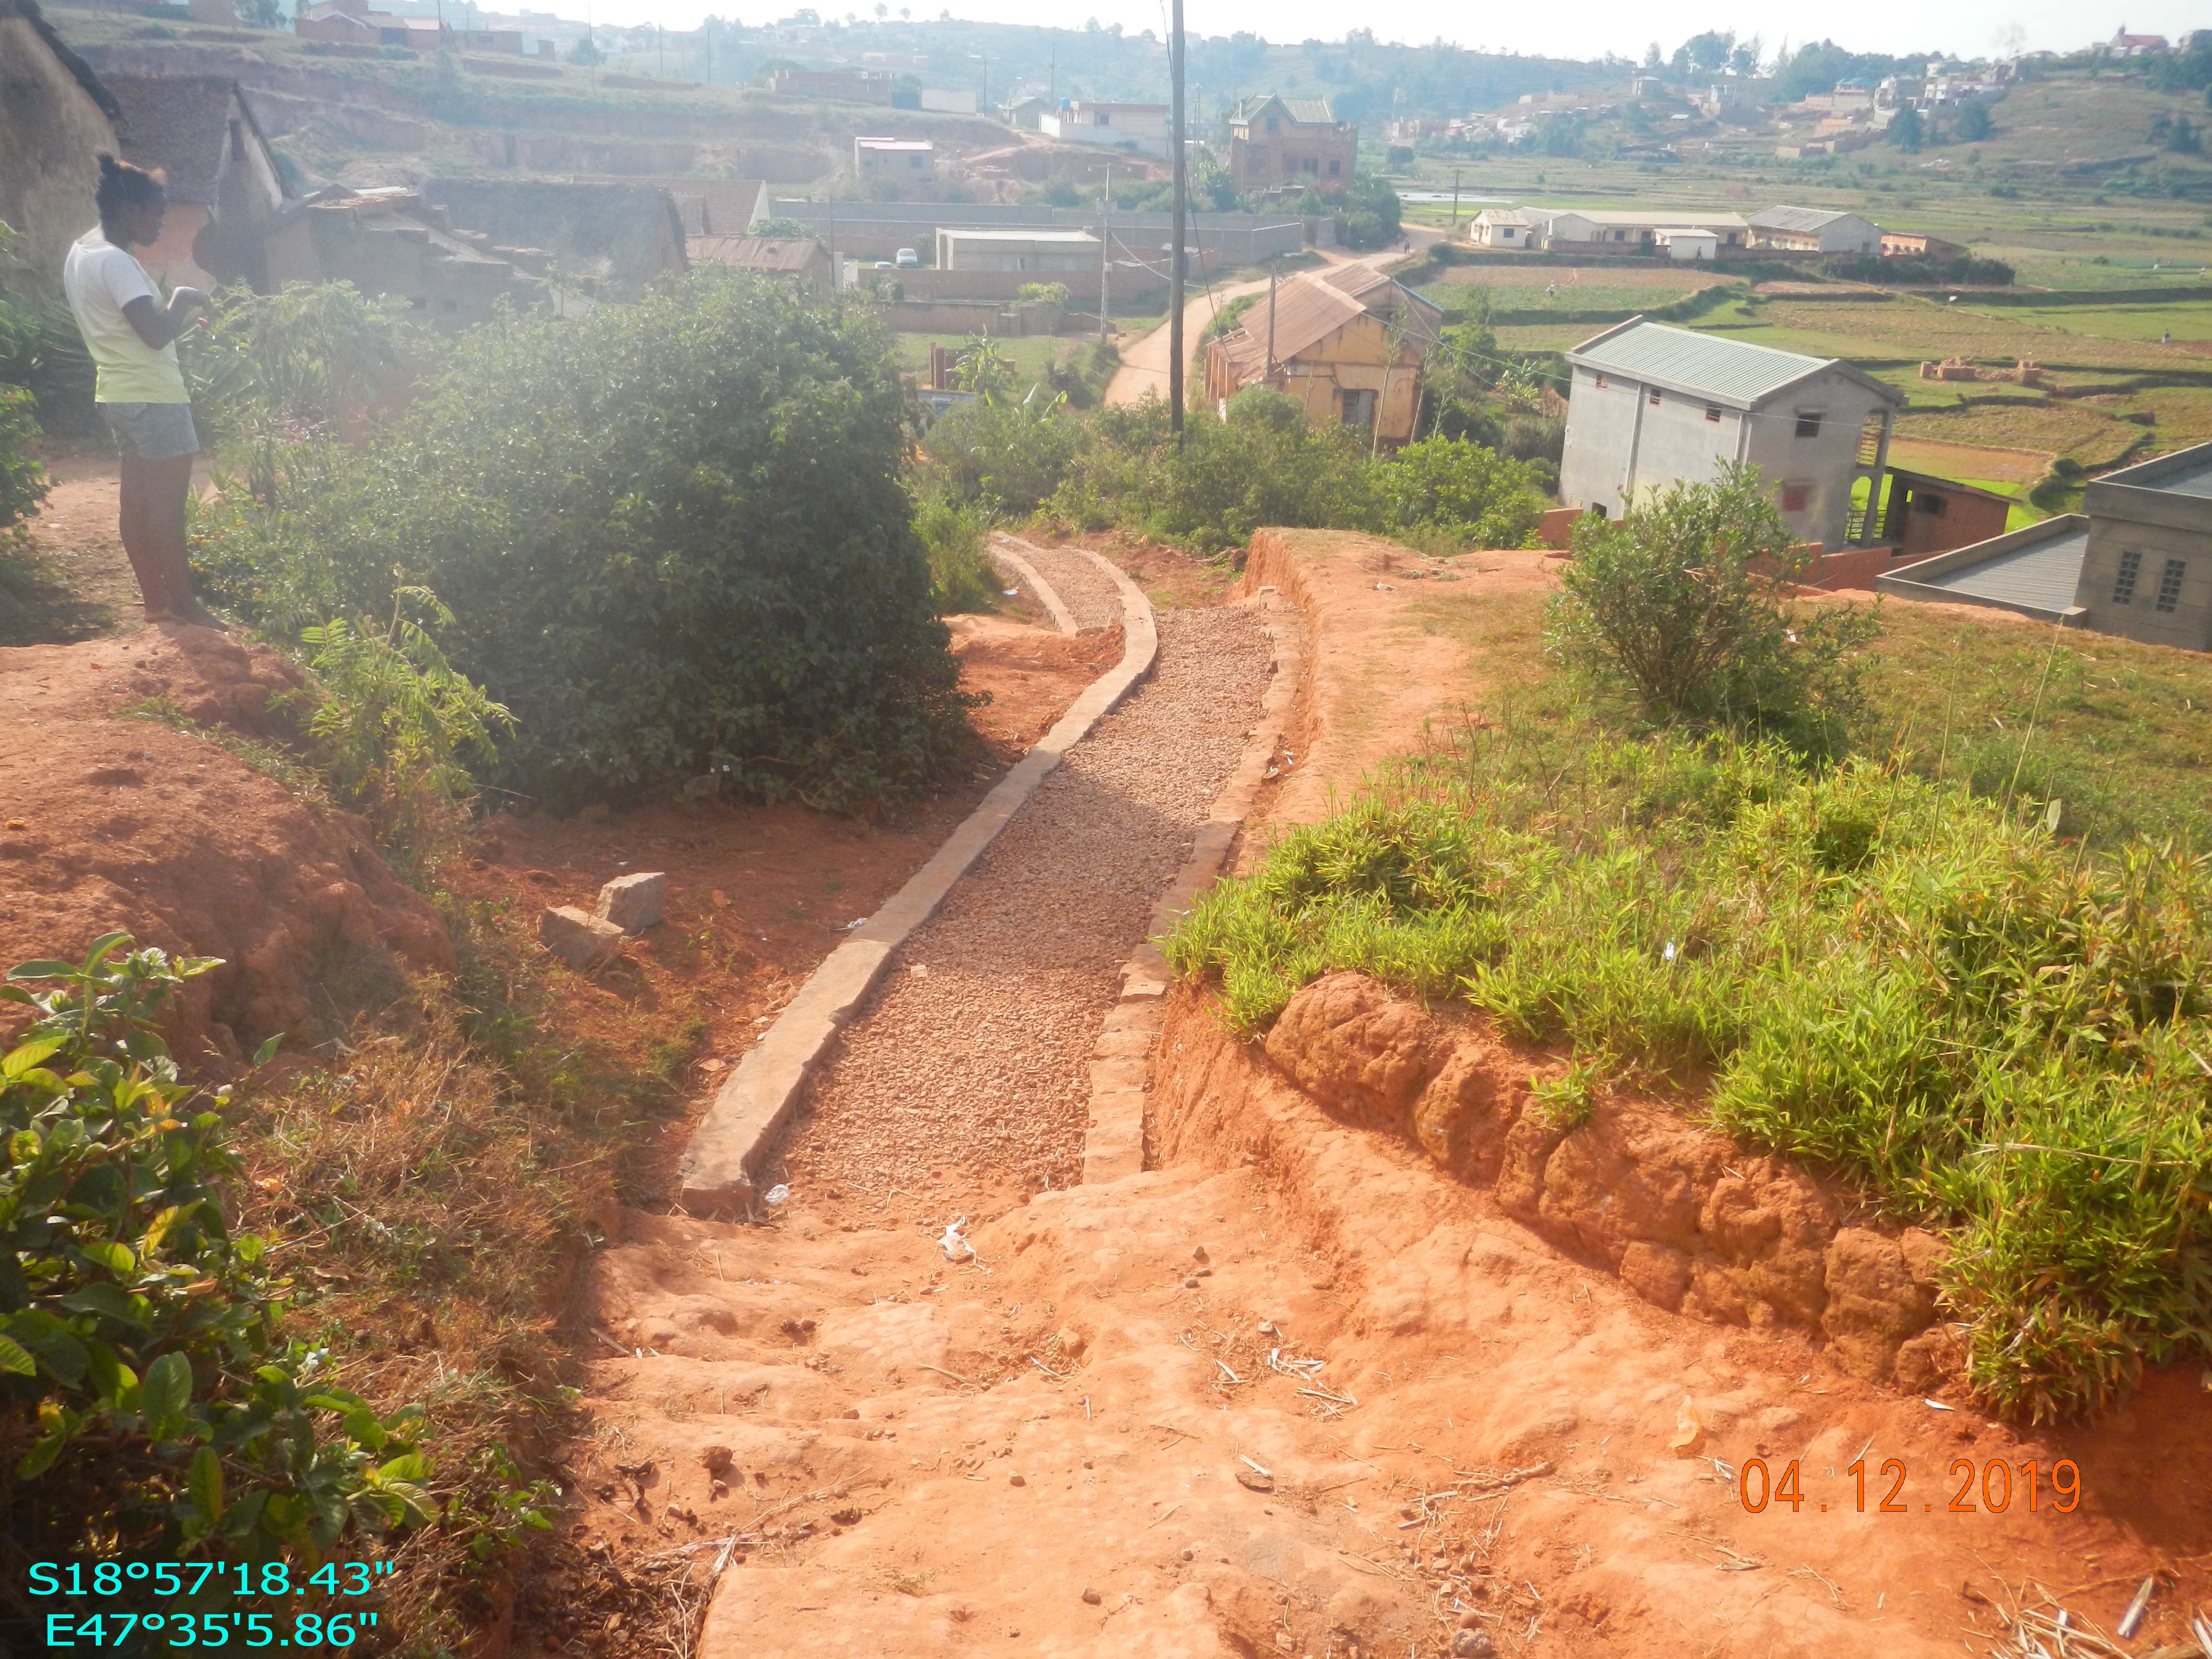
1048;390;1377;556
1370;435;1544;548
193;273;975;809
1548;465;1874;749
1169;727;2212;1424
0;938;430;1579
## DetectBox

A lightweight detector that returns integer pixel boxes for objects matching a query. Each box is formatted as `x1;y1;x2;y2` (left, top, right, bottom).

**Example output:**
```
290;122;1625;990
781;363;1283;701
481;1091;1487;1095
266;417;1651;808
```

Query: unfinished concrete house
1878;442;2212;649
0;0;119;282
1559;319;1905;553
1203;264;1443;447
102;74;297;290
688;235;830;290
416;178;686;303
266;185;565;324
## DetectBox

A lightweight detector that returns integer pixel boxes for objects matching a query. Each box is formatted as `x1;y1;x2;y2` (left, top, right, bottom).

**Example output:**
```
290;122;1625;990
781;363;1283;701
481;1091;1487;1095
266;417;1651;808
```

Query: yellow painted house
1202;264;1444;447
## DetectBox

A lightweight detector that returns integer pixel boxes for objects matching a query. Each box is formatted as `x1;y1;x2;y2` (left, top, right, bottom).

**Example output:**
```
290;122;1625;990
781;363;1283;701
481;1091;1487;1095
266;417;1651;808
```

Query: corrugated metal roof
1215;265;1440;376
1748;205;1866;232
2156;457;2212;499
1903;524;2089;613
689;236;821;272
1235;95;1336;125
1544;209;1749;229
1569;321;1839;407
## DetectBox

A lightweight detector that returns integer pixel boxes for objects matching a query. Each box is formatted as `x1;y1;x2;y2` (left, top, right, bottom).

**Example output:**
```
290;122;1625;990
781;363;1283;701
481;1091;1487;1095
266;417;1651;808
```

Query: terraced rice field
1418;261;1733;320
1698;299;2199;371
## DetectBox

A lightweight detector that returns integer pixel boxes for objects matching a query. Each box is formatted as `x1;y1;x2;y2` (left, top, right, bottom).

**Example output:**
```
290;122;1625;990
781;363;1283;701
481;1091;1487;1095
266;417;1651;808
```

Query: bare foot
148;599;229;630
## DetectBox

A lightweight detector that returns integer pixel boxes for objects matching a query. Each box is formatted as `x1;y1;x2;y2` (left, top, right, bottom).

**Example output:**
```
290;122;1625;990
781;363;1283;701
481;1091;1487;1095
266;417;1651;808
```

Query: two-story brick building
1227;96;1357;194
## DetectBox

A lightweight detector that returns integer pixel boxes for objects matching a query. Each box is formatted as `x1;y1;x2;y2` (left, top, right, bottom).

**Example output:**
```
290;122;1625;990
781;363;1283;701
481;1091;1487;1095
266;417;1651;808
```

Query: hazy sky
579;0;2191;63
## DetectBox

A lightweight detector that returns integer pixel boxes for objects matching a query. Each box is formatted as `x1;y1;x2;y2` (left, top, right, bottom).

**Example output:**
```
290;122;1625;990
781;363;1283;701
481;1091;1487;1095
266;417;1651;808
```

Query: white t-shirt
62;228;189;405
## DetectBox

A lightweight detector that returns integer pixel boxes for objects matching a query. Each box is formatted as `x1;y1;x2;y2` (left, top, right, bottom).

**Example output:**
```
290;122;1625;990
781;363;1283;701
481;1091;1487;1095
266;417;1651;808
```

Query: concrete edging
677;551;1158;1215
1081;592;1305;1184
987;540;1078;636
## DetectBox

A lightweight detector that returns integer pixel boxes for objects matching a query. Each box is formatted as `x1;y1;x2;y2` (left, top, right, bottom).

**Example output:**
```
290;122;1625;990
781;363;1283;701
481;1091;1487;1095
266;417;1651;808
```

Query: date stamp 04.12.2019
26;1559;398;1649
1738;1456;2082;1516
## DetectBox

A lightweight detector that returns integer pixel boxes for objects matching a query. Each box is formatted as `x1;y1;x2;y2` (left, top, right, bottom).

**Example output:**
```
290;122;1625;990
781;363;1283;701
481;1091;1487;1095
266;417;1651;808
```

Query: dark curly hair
95;153;167;220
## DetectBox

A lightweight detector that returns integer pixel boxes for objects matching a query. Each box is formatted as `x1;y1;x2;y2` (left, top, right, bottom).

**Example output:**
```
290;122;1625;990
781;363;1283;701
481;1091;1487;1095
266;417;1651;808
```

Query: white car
894;248;920;268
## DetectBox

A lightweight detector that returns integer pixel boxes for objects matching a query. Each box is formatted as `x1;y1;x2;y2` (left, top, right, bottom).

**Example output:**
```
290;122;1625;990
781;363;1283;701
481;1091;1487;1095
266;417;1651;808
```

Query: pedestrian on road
62;153;223;627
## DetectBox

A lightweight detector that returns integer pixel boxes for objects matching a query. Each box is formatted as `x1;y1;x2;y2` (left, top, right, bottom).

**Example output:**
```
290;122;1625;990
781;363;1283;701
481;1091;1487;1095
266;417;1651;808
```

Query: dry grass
227;895;664;1654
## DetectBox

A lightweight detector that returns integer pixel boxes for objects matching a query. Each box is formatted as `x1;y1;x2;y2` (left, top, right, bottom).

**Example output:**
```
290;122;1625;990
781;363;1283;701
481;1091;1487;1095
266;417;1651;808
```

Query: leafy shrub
1547;464;1875;749
920;391;1091;519
1170;724;2212;1423
1328;176;1404;252
296;588;514;854
193;272;975;811
1823;252;2015;286
1046;390;1377;557
181;282;425;480
0;382;45;551
1015;282;1070;305
912;492;998;613
0;938;430;1580
1370;436;1544;548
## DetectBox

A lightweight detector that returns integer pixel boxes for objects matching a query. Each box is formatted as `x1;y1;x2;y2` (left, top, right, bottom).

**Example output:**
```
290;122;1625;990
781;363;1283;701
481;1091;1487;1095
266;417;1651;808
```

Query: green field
891;333;1080;373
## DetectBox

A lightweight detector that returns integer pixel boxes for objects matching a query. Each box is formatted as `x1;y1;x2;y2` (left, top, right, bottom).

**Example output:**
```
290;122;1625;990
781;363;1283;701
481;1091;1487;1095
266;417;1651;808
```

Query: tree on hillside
1953;100;1992;141
1889;105;1924;152
1331;175;1403;251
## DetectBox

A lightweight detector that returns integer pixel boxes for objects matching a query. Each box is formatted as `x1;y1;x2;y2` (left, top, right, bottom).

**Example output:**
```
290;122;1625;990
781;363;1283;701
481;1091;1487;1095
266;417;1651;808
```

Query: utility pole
1449;166;1462;233
1265;262;1277;384
1099;162;1112;342
1168;0;1186;440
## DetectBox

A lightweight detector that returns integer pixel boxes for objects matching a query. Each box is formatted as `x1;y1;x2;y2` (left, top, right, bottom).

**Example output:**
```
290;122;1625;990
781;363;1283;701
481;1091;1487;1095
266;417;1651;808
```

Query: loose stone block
541;904;625;968
596;870;667;932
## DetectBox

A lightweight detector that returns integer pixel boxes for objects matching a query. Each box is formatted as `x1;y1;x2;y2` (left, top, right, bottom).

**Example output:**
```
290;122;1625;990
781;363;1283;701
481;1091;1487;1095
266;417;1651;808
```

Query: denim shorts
99;401;200;461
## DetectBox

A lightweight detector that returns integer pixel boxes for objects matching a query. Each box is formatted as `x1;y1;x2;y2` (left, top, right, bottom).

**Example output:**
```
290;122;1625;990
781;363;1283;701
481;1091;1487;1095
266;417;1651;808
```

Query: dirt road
1104;276;1275;409
1103;237;1436;409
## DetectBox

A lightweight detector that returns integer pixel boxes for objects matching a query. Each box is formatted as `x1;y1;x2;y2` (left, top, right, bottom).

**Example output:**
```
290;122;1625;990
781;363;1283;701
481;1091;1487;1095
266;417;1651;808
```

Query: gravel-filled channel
773;605;1272;1198
1018;543;1126;632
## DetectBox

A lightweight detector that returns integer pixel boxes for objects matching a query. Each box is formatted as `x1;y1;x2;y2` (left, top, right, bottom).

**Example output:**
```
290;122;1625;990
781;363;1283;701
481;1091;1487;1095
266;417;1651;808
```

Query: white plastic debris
761;1184;790;1207
1662;939;1678;962
940;1216;976;1262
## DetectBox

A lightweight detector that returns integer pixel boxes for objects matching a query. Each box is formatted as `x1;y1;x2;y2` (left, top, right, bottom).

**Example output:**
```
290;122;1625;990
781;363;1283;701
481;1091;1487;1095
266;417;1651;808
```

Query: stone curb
1081;594;1305;1185
987;540;1078;636
677;550;1158;1215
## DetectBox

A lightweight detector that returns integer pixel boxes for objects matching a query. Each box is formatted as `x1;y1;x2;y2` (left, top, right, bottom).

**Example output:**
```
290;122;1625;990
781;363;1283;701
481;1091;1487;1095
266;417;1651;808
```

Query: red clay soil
548;975;2212;1659
0;624;452;1063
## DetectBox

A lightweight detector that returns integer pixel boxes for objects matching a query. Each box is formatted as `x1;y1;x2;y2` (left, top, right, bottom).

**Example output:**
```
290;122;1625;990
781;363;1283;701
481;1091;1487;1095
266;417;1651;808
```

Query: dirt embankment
0;624;452;1063
1237;971;1954;1392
